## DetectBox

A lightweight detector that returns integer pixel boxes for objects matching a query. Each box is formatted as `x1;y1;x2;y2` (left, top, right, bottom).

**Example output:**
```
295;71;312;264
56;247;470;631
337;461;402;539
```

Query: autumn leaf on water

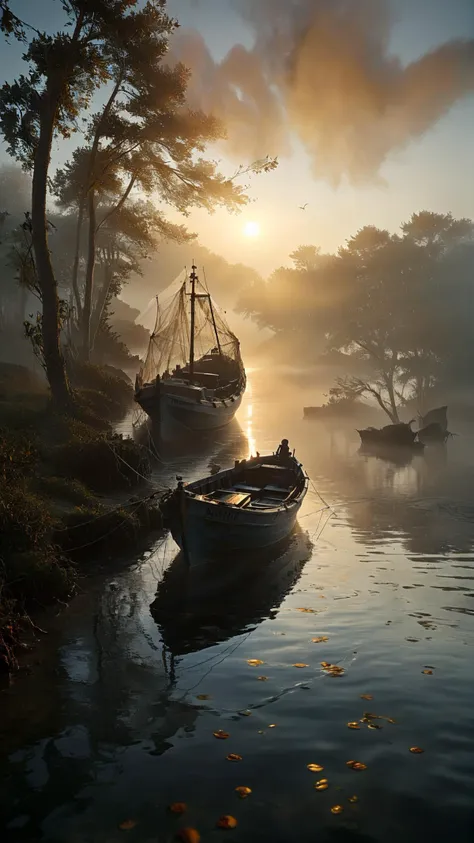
410;746;424;754
314;779;329;791
169;803;187;815
368;723;382;730
226;753;243;762
196;694;211;700
347;722;360;730
247;659;264;666
235;786;252;799
217;815;238;829
257;675;268;681
346;761;367;770
331;805;344;815
307;763;324;772
321;662;331;668
348;795;359;804
360;694;373;701
268;724;277;728
422;669;433;675
297;608;316;613
293;663;309;668
119;820;137;831
239;709;252;717
179;829;201;843
214;730;230;740
312;636;328;643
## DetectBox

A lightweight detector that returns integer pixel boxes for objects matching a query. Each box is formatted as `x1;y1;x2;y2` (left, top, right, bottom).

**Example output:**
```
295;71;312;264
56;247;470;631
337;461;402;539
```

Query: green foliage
35;475;94;507
49;432;150;492
58;497;162;561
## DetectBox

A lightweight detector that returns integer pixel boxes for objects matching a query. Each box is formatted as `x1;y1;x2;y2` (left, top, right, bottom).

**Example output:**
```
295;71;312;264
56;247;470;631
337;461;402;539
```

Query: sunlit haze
243;221;261;238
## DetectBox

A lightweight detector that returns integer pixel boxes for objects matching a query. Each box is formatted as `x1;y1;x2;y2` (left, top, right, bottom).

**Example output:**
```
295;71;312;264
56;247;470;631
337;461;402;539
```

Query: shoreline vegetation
0;361;163;677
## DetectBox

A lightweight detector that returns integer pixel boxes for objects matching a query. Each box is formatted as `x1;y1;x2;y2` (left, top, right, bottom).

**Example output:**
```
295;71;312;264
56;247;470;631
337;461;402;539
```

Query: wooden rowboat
161;440;308;565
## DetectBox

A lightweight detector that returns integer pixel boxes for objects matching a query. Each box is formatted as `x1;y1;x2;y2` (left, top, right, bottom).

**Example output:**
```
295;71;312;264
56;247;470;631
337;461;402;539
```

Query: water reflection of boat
161;441;308;562
150;528;312;656
134;265;246;431
358;442;424;466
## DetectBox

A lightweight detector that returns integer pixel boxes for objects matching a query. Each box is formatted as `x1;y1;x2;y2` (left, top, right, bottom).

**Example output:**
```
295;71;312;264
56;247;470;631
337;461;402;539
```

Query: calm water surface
1;368;474;842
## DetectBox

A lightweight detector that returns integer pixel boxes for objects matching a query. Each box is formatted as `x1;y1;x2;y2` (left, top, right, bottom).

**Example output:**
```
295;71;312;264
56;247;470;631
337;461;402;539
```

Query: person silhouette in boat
276;439;291;461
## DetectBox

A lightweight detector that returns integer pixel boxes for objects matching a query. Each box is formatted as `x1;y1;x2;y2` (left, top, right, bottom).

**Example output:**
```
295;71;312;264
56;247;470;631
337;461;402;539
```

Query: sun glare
244;221;260;238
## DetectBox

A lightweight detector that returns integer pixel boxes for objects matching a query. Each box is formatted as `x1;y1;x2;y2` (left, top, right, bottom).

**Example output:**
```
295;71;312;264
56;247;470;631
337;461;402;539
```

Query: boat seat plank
264;485;291;494
205;490;251;507
232;484;261;493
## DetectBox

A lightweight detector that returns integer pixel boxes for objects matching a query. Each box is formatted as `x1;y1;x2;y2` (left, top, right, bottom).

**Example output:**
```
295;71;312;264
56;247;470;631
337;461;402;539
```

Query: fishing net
140;270;244;389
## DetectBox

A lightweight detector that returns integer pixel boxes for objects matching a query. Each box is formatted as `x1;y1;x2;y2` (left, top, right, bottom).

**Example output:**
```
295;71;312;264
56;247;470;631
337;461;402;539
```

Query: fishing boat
134;265;246;431
160;440;308;564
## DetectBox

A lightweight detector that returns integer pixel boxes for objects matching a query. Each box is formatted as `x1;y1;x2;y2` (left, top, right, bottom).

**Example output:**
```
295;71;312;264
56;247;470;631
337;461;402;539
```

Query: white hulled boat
134;265;246;431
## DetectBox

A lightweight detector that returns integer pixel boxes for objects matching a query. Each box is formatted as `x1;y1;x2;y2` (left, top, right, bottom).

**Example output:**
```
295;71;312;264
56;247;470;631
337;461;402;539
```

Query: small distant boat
419;406;448;431
161;440;308;564
134;265;246;431
357;421;421;449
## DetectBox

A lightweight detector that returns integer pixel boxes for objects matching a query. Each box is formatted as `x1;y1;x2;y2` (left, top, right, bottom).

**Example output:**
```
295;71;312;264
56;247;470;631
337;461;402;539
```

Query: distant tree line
237;213;474;420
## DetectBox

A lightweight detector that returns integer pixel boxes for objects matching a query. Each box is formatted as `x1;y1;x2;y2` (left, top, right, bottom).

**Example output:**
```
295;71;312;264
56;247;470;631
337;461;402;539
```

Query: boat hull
135;387;243;431
162;452;308;565
167;496;304;564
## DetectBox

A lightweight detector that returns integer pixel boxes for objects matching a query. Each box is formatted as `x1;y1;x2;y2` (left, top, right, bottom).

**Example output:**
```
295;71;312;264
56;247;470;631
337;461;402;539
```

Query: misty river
1;366;473;843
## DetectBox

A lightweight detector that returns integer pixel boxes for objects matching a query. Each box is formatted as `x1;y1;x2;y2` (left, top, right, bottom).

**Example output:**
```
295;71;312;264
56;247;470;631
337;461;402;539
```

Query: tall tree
0;1;178;403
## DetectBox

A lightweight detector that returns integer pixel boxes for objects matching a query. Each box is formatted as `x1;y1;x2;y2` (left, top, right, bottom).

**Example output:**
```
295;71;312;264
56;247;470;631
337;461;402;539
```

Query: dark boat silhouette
150;528;312;657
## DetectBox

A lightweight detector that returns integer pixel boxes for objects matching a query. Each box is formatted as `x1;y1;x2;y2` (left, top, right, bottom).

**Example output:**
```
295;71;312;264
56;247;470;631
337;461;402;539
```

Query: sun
243;221;260;238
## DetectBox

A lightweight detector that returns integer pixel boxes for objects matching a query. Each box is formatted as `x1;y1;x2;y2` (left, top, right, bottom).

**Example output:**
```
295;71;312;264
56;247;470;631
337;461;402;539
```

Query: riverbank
0;362;163;676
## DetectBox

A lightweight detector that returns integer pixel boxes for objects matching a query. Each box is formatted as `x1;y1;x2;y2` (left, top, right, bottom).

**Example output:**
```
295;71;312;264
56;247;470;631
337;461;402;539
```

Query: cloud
168;0;474;183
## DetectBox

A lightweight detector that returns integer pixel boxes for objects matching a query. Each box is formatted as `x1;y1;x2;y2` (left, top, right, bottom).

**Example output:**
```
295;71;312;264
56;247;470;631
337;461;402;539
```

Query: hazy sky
0;0;473;276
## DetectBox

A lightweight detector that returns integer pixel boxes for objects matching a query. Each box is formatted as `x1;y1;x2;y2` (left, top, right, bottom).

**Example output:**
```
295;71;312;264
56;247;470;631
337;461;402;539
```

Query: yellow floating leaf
297;607;316;613
360;694;373;701
346;761;367;770
196;694;211;700
247;659;264;667
293;663;309;668
268;724;277;728
226;753;242;762
217;815;238;829
179;829;201;843
213;730;230;740
257;675;268;681
307;763;324;772
347;722;360;730
331;805;343;815
312;636;328;643
169;803;187;815
410;746;424;754
235;786;252;799
314;779;329;791
119;820;137;831
348;795;359;804
422;669;433;675
239;710;252;717
321;662;331;668
368;723;381;730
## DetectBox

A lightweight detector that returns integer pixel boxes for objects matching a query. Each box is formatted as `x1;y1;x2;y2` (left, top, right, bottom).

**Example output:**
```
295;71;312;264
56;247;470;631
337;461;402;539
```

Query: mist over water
1;367;474;843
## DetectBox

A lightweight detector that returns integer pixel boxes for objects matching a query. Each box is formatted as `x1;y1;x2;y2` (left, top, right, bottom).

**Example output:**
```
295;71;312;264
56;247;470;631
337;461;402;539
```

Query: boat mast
208;294;222;356
189;264;197;383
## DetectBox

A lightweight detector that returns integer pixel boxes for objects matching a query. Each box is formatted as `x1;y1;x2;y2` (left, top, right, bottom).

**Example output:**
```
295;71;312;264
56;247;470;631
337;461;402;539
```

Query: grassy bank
0;362;163;675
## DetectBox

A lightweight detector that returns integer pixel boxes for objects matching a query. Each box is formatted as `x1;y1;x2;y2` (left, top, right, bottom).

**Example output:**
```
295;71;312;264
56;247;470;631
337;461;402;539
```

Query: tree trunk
31;96;71;408
91;262;113;351
82;189;96;361
71;199;85;318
